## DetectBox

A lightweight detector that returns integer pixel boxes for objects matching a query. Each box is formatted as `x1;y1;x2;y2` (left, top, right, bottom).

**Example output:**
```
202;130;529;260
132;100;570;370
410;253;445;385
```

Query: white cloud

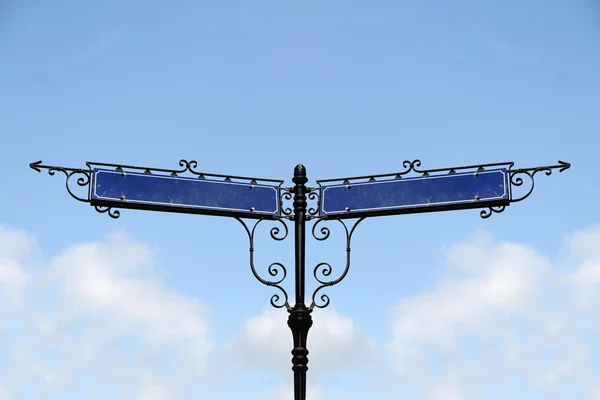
227;306;375;376
388;231;548;365
568;226;600;305
0;227;212;399
386;227;600;399
50;232;211;357
136;370;175;400
424;373;465;400
224;306;376;399
3;222;600;399
0;225;32;307
0;224;367;399
0;225;36;259
275;382;325;400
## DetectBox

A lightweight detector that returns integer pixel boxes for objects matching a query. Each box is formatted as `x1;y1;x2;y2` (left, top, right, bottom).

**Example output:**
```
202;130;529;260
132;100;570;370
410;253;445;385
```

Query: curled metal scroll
508;162;569;203
309;217;365;310
34;163;92;203
280;187;320;219
280;189;294;217
94;206;121;219
400;159;425;176
479;161;570;219
480;205;506;219
235;217;291;310
307;189;320;217
30;161;122;219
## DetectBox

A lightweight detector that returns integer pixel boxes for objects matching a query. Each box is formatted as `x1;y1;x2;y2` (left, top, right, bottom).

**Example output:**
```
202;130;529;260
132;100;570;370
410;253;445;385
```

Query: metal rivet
120;195;126;200
121;172;126;177
345;185;350;189
475;195;480;200
249;185;255;190
345;207;350;212
250;207;255;212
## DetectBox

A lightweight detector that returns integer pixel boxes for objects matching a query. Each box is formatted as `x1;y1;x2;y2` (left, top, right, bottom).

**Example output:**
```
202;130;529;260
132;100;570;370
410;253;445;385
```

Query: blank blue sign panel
91;169;280;218
319;169;509;218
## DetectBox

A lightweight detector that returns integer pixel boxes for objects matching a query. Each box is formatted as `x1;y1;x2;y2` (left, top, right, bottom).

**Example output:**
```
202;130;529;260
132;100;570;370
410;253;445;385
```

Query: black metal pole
288;164;313;400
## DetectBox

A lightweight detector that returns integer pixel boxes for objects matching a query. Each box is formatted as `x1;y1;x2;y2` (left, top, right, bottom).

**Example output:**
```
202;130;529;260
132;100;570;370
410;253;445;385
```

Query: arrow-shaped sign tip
30;160;42;173
558;160;571;173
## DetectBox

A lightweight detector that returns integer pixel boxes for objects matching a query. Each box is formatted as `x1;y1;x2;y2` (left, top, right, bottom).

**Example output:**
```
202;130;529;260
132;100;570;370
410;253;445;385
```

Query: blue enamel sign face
90;169;280;219
319;169;509;218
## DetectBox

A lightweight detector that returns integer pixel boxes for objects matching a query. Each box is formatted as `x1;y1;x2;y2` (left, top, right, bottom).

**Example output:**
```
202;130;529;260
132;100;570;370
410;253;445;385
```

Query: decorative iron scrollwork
315;159;514;185
84;159;283;185
31;156;570;400
30;161;92;203
315;159;571;220
307;188;320;217
30;159;284;219
280;188;294;217
480;206;506;219
309;217;365;310
507;161;570;203
93;206;120;219
479;160;570;218
236;217;291;310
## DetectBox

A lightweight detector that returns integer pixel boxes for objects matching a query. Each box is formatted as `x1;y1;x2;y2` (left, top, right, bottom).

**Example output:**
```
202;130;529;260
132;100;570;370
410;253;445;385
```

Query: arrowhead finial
30;160;43;173
558;160;571;173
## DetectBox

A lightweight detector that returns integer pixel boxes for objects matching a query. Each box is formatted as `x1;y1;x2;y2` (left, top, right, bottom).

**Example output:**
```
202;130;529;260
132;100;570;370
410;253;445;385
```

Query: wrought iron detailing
230;215;366;312
29;160;284;220
29;157;571;308
235;217;291;310
280;187;321;218
309;217;364;310
316;159;571;220
30;157;569;400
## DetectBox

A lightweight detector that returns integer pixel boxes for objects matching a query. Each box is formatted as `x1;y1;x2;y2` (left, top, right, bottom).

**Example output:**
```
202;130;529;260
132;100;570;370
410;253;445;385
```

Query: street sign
319;168;509;219
90;168;281;219
31;157;569;400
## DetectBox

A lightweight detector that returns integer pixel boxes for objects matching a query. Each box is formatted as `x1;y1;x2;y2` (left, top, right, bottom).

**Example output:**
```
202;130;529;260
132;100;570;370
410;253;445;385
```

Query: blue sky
1;1;599;399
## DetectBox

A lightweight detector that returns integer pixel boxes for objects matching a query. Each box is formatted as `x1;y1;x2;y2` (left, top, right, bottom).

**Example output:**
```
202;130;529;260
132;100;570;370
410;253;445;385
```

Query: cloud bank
0;227;212;399
386;227;600;399
1;223;600;399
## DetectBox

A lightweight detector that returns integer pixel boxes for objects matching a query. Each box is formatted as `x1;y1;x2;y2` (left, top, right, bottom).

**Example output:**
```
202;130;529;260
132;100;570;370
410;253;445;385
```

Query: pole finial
294;164;306;178
293;164;307;185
